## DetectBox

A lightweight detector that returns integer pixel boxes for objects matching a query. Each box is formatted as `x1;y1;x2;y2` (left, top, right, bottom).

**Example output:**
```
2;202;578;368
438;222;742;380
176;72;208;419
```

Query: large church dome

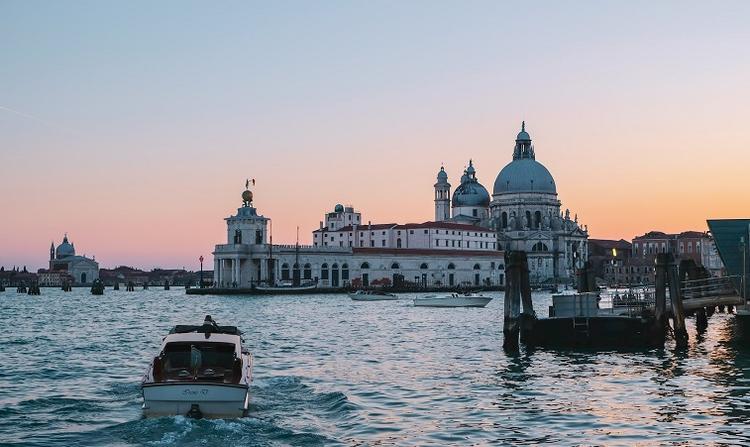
493;122;557;195
452;160;491;207
56;235;75;258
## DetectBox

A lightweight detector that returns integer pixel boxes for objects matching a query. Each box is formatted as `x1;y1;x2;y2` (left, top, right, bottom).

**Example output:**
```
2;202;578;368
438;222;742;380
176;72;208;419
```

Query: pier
502;250;746;350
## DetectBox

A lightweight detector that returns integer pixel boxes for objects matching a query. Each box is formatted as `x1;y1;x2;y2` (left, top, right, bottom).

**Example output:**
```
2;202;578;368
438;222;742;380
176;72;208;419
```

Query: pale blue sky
2;1;749;269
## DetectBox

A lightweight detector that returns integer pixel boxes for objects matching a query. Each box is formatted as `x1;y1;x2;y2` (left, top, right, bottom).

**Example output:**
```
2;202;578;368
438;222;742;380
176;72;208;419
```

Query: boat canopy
169;324;242;336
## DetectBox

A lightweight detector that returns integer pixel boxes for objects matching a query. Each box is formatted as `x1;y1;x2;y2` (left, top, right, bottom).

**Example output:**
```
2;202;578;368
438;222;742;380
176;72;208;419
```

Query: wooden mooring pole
667;254;688;348
654;254;669;342
503;251;525;351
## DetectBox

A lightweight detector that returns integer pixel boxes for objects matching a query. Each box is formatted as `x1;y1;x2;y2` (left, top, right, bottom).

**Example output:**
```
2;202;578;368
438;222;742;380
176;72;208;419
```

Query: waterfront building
588;239;632;285
213;191;505;289
48;235;99;285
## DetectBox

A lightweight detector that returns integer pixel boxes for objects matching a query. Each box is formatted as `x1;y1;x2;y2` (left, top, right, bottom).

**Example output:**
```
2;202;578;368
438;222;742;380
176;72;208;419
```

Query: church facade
47;235;100;285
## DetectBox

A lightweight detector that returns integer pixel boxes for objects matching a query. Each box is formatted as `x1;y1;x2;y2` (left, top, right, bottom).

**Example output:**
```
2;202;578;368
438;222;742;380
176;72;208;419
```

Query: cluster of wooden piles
502;251;743;351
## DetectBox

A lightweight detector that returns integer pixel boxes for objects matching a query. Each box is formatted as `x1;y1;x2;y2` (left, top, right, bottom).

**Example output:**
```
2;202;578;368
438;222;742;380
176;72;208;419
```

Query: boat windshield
159;342;238;382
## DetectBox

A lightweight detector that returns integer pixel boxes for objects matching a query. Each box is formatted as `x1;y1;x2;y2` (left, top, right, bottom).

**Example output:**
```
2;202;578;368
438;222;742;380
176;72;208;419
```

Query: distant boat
349;290;398;301
413;293;492;308
253;282;318;294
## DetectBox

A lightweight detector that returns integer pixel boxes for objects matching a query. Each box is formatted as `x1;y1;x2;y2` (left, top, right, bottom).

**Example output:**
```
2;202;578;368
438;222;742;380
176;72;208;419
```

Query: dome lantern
494;122;557;195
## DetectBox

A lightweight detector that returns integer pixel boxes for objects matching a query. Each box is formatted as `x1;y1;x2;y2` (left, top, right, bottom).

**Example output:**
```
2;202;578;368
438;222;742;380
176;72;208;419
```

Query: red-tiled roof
353;248;502;257
313;223;397;233
677;231;707;238
395;221;489;232
315;221;488;233
589;239;632;250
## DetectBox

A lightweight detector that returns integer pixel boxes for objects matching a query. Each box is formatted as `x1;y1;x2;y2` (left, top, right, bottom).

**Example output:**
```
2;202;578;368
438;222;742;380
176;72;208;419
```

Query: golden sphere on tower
242;189;253;203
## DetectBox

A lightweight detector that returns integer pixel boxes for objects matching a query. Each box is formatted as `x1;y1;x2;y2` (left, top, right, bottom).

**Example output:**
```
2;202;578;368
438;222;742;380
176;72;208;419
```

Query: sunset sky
2;1;749;271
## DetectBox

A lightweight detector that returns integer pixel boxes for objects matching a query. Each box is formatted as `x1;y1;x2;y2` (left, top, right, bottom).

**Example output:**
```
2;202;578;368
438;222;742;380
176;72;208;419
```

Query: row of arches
499;210;548;230
281;261;494;274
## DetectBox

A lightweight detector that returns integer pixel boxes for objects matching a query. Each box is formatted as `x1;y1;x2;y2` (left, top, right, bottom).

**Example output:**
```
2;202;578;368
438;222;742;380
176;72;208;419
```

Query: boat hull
142;382;249;418
349;293;397;301
413;296;492;308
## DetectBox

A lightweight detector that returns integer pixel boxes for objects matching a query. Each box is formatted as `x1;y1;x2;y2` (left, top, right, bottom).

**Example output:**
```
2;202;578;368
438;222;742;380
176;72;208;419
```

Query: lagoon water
2;288;750;446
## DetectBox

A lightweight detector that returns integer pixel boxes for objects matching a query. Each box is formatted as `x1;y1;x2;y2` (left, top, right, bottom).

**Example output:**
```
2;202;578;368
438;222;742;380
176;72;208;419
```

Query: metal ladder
573;317;590;338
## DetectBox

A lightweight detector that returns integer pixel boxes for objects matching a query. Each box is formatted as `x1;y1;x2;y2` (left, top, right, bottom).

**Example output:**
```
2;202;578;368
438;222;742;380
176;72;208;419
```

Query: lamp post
199;256;204;288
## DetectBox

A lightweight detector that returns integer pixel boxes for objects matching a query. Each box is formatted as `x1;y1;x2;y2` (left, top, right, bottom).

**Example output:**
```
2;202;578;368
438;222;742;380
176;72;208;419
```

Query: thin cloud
0;104;82;137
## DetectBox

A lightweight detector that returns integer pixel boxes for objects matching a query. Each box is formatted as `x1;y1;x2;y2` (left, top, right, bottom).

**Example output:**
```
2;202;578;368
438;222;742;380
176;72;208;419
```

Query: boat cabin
151;325;244;384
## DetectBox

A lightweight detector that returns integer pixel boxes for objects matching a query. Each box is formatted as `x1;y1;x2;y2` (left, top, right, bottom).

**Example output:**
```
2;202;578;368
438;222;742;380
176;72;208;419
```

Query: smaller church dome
452;160;490;208
334;204;344;213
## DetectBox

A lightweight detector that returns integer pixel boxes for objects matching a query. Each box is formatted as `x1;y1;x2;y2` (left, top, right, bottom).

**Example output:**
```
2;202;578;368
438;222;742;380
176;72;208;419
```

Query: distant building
49;234;99;285
588;239;632;285
37;269;73;287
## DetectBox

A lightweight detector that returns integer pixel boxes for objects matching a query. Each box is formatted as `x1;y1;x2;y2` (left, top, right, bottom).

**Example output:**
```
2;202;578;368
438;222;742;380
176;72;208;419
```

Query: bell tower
434;166;451;221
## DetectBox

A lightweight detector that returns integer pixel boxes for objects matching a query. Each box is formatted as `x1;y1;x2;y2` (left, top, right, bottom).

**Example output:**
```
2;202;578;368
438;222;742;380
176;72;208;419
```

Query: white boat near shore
413;293;493;308
348;290;398;301
253;282;318;293
141;315;253;418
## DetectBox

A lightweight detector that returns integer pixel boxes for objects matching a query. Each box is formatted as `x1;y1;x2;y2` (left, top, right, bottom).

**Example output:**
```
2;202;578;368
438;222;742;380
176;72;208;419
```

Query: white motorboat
141;315;253;418
348;290;398;301
413;292;493;308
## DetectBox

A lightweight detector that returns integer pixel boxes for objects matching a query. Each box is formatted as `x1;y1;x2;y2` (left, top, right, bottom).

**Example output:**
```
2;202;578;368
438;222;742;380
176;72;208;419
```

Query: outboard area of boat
187;404;203;419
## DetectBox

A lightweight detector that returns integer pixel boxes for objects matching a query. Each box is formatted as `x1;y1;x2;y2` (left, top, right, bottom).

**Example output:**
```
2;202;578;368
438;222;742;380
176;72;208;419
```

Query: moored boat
348;290;398;301
413;292;492;308
253;281;318;294
141;315;253;418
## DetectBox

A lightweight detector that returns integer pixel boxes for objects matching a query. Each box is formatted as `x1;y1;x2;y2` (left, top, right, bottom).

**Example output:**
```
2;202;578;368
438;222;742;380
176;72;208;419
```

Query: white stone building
213;192;505;289
48;235;99;285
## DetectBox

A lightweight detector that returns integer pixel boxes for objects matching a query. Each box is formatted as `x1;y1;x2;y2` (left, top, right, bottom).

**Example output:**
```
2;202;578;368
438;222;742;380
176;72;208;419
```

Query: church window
361;262;370;269
534;211;542;229
526;211;532;228
391;262;400;269
281;263;290;280
501;212;508;228
473;264;481;270
420;263;428;269
447;263;455;270
397;238;402;248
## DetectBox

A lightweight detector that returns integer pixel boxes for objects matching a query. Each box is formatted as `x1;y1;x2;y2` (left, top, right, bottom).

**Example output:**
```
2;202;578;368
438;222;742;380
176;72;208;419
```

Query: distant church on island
212;123;588;288
38;234;100;286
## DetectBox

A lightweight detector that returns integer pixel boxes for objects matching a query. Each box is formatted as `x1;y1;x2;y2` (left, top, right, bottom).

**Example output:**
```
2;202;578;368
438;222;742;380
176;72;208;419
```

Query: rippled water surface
2;289;750;446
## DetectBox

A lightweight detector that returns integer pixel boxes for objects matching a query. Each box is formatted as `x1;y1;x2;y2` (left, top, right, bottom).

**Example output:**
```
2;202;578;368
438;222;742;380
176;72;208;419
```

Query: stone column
235;258;241;286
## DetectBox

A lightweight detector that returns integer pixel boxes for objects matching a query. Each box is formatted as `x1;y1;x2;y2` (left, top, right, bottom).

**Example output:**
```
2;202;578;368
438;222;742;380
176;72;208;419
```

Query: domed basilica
434;122;588;282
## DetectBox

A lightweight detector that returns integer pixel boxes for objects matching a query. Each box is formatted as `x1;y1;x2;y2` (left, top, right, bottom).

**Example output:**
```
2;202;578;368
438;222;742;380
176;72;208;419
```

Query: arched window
81;272;87;283
501;212;508;229
473;263;481;270
396;238;402;248
534;211;542;229
303;263;312;280
525;211;532;229
532;242;549;252
360;262;369;269
281;263;290;280
391;262;400;269
420;263;428;269
447;263;455;270
321;263;329;280
342;263;349;280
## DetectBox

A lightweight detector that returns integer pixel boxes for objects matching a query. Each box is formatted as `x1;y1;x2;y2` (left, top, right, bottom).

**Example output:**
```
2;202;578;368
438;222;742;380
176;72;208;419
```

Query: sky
1;1;749;271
